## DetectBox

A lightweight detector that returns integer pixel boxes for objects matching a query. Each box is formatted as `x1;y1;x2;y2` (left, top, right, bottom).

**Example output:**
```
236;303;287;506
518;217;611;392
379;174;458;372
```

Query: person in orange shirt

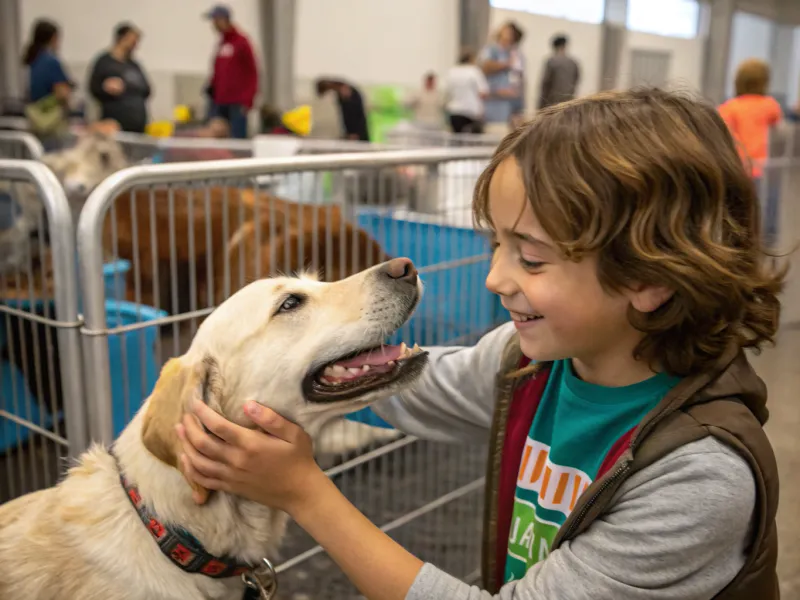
718;59;782;248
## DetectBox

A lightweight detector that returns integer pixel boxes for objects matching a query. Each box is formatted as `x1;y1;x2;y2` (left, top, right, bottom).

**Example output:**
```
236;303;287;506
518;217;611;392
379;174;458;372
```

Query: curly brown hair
474;87;784;377
735;59;770;96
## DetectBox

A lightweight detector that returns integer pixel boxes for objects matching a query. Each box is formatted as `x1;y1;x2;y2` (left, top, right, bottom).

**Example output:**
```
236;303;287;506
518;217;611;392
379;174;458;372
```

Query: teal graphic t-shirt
504;360;681;582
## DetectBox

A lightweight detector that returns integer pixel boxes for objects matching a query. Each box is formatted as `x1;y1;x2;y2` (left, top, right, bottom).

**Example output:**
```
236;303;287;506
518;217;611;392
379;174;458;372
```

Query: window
627;0;700;38
489;0;605;25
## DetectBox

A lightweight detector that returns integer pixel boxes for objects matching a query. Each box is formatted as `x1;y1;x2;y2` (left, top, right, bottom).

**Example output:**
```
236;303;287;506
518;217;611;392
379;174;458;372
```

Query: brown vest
481;334;780;599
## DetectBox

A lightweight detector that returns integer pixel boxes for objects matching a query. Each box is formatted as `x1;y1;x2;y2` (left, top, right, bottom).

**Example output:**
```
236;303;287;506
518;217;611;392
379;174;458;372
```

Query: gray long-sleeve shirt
372;322;756;600
539;55;580;110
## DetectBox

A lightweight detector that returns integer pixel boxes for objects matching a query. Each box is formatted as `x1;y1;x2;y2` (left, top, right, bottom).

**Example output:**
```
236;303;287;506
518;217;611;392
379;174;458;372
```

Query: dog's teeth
412;343;420;353
387;360;395;366
399;342;407;357
348;367;361;375
361;365;370;373
323;366;335;376
332;365;347;375
320;376;333;385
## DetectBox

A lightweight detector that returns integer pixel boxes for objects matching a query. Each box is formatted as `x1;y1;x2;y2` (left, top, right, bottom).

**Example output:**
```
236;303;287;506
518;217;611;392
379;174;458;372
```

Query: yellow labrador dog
0;258;427;600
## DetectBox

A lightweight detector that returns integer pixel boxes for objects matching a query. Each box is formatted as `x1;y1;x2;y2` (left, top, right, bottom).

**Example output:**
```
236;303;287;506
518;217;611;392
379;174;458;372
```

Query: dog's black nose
382;257;417;285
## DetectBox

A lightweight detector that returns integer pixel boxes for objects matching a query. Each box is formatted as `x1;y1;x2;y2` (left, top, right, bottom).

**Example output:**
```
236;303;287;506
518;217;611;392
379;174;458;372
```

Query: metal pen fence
0;131;44;160
385;126;505;148
0;160;87;503
76;147;495;597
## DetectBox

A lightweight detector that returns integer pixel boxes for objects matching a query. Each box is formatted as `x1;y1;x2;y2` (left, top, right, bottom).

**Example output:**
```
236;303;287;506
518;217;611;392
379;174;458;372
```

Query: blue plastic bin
103;259;131;302
356;210;505;346
105;301;167;437
0;297;166;452
347;210;507;428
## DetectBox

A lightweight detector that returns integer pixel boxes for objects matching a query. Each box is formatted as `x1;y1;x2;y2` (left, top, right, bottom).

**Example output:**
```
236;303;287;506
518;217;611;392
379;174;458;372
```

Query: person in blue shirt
23;19;73;149
479;21;525;130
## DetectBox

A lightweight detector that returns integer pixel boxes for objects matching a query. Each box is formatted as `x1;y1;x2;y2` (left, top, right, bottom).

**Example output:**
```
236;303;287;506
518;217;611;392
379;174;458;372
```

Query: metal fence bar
385;127;504;149
0;131;44;160
0;160;88;458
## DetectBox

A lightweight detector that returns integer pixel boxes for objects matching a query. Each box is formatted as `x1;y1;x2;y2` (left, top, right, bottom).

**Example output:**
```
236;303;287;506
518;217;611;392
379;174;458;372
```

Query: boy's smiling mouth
508;310;544;325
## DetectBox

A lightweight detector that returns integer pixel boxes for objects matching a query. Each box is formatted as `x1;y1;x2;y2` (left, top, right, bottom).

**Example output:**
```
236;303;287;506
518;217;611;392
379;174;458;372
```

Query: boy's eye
519;257;545;270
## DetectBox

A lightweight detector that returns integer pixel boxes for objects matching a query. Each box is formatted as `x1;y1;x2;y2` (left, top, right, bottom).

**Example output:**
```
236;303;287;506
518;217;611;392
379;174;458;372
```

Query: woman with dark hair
22;19;73;145
88;22;151;133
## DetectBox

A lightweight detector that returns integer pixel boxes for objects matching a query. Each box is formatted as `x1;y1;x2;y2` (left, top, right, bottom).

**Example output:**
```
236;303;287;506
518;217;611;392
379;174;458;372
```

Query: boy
178;88;782;600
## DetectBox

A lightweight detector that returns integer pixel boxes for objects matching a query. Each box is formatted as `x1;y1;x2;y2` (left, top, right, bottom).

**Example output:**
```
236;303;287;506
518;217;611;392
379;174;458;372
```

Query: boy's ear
141;356;223;505
628;284;675;314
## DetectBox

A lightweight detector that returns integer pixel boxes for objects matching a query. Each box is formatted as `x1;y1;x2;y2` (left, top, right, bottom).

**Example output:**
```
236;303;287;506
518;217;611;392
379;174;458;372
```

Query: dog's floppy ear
141;356;223;504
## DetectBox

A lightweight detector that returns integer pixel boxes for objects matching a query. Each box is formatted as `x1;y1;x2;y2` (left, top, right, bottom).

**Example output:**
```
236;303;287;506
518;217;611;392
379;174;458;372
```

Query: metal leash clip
242;557;278;600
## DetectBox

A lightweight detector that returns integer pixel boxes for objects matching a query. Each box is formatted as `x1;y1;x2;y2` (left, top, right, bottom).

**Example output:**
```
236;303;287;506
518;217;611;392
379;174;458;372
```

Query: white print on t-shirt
218;43;234;58
516;439;592;517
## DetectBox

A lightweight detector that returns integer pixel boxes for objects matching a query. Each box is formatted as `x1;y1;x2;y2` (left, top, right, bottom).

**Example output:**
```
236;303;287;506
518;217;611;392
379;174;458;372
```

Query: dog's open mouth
303;342;428;403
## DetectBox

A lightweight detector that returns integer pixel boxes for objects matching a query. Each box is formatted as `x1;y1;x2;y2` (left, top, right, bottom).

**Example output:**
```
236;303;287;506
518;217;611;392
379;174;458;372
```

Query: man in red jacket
204;4;258;138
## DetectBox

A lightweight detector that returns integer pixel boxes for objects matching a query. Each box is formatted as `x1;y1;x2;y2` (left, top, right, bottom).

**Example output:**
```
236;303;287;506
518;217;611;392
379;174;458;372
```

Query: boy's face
485;159;668;379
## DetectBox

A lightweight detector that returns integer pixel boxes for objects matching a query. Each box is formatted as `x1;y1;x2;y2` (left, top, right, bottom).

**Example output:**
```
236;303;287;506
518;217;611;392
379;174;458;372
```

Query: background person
204;4;259;139
718;58;783;248
479;21;525;131
22;19;74;148
539;34;581;110
406;72;445;129
315;78;370;141
88;23;151;134
444;49;489;134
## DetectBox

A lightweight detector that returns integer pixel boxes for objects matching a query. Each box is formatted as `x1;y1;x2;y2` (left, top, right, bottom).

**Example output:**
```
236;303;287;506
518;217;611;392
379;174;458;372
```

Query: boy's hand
175;400;326;513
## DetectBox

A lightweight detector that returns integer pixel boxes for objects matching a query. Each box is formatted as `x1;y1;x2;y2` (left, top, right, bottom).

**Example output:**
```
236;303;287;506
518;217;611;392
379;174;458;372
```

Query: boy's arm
370;321;517;443
179;390;754;600
409;437;755;599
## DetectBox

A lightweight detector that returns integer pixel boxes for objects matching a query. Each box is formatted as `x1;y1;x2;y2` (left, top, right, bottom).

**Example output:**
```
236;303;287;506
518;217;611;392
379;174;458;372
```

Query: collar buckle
242;557;278;600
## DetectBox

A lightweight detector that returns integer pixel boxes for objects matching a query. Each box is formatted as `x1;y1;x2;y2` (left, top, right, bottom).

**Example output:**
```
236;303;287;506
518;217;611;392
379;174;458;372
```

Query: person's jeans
754;176;779;249
209;103;249;139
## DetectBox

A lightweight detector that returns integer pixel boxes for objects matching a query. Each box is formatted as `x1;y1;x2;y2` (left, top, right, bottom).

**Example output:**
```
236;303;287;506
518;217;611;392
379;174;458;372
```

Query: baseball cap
204;4;231;20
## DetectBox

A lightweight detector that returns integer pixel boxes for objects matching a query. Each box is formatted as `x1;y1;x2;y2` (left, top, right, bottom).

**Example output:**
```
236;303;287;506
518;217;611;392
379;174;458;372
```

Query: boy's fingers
244;401;301;443
179;438;229;481
178;415;229;462
180;454;229;497
190;400;246;446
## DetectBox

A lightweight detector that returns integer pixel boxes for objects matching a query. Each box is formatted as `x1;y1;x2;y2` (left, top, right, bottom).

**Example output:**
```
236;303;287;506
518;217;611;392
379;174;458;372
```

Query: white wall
726;11;773;100
294;0;459;90
620;30;704;92
489;8;603;112
790;28;800;108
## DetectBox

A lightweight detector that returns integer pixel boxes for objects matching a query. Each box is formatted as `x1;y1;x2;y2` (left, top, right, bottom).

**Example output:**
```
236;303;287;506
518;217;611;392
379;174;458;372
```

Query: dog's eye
277;294;304;314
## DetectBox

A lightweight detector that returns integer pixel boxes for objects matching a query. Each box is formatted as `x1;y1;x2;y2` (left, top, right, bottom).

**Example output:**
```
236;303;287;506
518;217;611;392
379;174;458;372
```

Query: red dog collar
118;467;252;578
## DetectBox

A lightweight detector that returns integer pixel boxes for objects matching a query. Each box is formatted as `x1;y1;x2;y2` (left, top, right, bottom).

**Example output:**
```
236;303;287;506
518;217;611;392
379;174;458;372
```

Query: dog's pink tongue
335;345;403;368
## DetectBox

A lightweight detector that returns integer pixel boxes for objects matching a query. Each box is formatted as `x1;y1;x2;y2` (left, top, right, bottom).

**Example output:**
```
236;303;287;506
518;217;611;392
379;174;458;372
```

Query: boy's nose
485;257;519;298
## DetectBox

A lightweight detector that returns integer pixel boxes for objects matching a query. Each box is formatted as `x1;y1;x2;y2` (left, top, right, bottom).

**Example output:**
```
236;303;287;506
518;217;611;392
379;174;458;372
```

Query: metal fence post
0;159;88;458
0;131;45;160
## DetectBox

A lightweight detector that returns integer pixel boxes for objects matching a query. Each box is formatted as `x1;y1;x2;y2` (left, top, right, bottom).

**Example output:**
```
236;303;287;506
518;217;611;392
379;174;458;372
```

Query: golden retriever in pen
0;258;427;600
105;188;386;310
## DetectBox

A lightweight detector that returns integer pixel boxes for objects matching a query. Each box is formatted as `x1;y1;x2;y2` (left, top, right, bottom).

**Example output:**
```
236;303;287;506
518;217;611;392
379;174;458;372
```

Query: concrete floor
750;321;800;599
